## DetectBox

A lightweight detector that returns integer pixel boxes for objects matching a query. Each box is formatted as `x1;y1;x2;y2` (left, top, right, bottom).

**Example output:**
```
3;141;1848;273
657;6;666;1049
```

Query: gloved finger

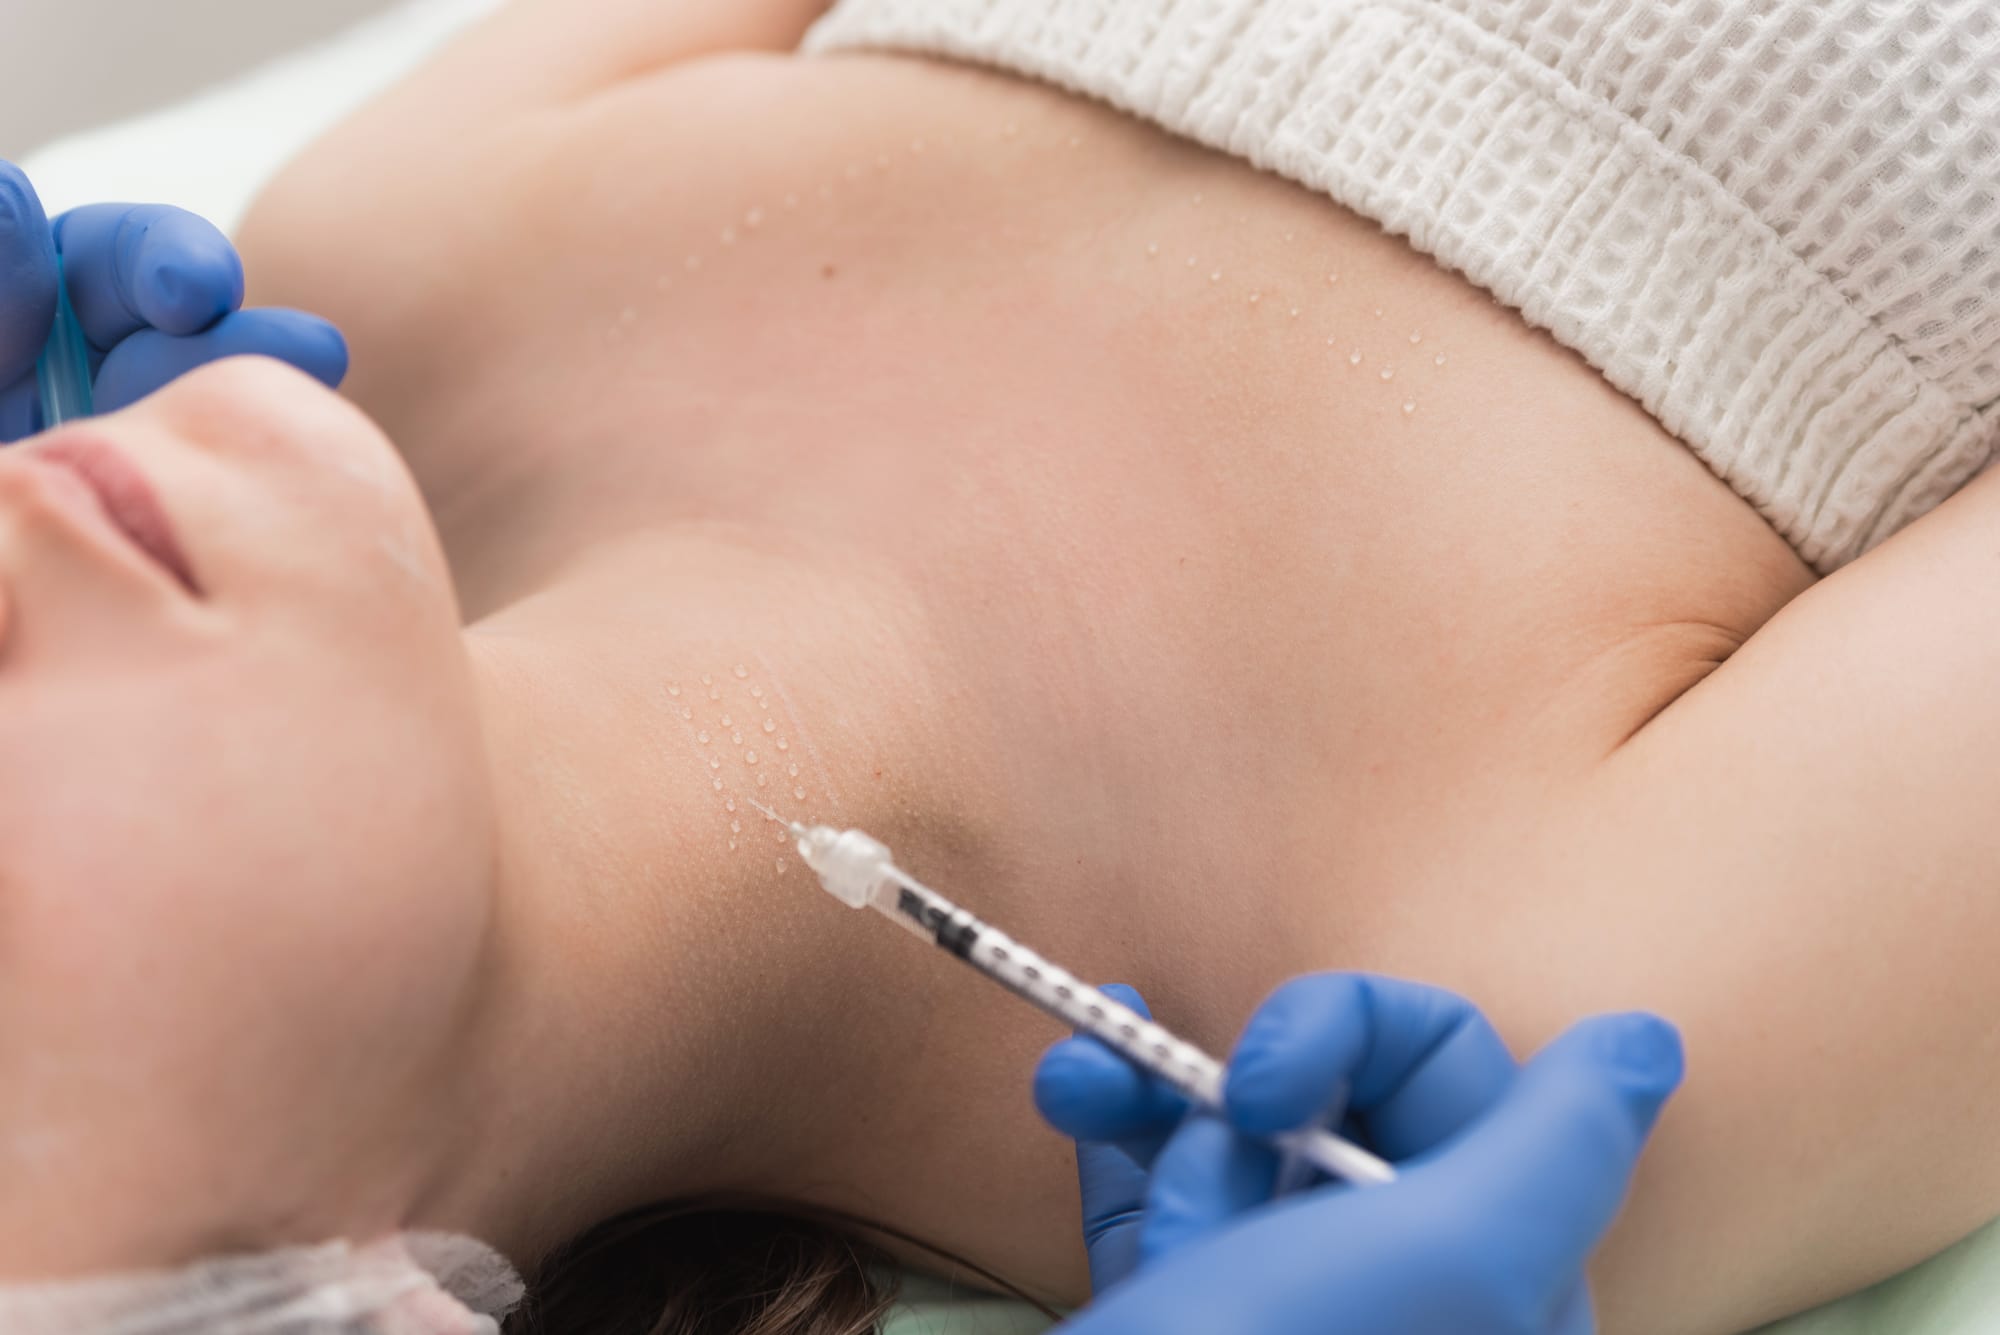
1034;985;1188;1167
1552;1282;1595;1335
1136;1114;1281;1271
54;203;244;347
1227;973;1518;1163
0;163;58;387
1418;1011;1682;1293
1036;1037;1189;1163
0;371;40;443
1074;1139;1152;1293
93;310;349;413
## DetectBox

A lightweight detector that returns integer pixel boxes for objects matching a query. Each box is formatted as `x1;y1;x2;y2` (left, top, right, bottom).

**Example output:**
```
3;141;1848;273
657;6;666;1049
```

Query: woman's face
0;360;501;1276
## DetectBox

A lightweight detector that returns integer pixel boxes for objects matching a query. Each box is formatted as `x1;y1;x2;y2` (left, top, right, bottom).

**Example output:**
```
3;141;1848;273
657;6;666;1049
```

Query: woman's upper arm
1551;463;2000;1332
473;0;838;100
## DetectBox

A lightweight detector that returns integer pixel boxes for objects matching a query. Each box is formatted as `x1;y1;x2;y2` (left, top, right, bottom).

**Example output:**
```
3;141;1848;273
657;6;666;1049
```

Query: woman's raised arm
1527;462;2000;1333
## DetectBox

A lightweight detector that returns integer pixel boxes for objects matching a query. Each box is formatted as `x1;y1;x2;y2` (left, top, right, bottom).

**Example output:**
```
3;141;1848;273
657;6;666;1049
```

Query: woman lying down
3;0;1997;1332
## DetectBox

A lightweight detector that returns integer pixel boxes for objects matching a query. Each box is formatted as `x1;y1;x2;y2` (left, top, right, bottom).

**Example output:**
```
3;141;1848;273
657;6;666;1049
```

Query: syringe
35;255;94;428
752;804;1397;1188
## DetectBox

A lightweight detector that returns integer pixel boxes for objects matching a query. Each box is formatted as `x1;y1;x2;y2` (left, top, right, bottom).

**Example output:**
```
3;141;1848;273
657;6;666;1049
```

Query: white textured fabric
0;1234;524;1335
806;0;2000;571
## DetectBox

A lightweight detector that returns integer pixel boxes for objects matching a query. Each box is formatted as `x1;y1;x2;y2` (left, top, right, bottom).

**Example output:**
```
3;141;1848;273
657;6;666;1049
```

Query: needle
748;798;804;835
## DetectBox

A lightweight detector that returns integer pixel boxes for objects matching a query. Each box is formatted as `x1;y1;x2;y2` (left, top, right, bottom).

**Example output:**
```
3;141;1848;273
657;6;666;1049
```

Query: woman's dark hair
505;1201;899;1335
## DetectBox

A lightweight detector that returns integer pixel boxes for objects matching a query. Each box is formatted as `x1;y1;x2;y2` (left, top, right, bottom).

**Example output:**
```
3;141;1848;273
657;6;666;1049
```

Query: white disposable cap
799;826;894;909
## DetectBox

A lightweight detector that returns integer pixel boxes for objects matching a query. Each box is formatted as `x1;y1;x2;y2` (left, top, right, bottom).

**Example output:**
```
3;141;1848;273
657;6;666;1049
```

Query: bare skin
8;2;1971;1332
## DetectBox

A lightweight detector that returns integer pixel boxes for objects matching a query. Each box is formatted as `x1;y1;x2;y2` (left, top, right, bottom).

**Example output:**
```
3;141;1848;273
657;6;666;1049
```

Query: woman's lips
30;435;199;593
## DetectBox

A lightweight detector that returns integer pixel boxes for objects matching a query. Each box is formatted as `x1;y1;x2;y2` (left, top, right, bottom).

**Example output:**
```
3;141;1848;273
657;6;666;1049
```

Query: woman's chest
286;52;1811;771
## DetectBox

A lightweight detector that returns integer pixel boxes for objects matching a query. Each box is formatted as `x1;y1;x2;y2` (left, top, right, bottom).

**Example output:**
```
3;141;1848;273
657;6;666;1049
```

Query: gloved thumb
1040;985;1180;1293
1422;1012;1682;1293
0;163;58;387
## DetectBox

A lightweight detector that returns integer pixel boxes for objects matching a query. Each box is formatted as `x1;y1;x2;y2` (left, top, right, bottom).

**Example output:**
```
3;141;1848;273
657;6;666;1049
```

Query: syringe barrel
958;922;1227;1107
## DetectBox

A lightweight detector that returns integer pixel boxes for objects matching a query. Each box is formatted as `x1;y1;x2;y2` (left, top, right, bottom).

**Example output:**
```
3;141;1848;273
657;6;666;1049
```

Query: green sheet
881;1276;1056;1335
1754;1216;2000;1335
882;1214;2000;1335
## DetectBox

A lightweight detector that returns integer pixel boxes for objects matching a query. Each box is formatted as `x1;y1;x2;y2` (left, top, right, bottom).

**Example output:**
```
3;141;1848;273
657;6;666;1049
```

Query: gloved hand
0;161;348;442
1036;974;1683;1335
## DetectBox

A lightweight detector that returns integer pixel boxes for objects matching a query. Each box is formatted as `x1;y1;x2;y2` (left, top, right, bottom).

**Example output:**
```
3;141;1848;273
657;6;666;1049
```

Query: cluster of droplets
628;120;1451;423
667;664;813;875
1142;189;1452;421
612;129;962;343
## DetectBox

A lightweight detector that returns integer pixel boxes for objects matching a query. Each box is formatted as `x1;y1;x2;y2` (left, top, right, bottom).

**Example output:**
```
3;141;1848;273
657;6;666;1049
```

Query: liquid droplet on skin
731;820;742;834
729;839;738;851
776;738;789;751
1409;332;1423;345
725;798;737;813
1373;307;1385;319
1403;401;1418;416
1210;271;1223;283
733;664;749;679
709;758;721;770
721;714;732;727
681;707;693;720
732;731;744;745
763;718;776;733
1381;367;1396;381
1248;292;1261;305
698;730;711;744
1284;230;1296;243
1289;308;1301;319
788;763;801;777
708;688;720;701
794;786;807;800
759;699;772;712
720;227;738;246
1147;243;1160;257
1327;273;1340;285
757;773;770;788
712;778;725;791
668;684;681;697
1186;256;1199;268
701;675;713;686
750;685;764;698
745;207;765;230
776;858;787;874
746;751;759;765
1349;350;1364;366
1435;354;1448;367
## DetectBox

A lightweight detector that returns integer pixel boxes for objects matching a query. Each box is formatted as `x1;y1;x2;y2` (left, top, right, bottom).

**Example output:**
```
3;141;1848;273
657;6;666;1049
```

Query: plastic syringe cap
800;826;894;909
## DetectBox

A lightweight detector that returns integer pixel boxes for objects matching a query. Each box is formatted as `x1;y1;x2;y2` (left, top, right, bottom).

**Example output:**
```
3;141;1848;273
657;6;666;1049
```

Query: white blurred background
2;0;400;159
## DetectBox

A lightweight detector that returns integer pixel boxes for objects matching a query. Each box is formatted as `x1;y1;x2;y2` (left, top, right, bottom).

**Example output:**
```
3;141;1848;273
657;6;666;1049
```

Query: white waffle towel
807;0;2000;571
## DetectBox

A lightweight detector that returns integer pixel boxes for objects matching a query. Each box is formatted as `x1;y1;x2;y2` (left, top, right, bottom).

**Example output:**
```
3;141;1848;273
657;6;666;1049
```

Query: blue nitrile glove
1036;974;1683;1335
0;161;348;441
